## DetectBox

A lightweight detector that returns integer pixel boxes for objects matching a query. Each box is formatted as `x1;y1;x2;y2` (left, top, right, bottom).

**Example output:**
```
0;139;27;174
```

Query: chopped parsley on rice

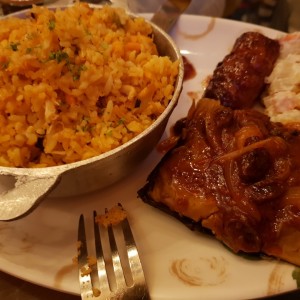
0;3;179;167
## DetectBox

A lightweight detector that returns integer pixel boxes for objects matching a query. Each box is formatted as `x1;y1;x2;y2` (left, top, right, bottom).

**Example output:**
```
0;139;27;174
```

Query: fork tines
77;206;149;300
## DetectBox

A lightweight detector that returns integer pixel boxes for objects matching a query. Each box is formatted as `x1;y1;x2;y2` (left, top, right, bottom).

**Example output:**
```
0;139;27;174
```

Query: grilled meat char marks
204;32;280;109
138;99;300;265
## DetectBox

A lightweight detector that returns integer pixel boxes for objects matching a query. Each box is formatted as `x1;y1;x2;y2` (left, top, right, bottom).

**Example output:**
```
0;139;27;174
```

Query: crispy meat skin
204;32;280;109
138;99;300;266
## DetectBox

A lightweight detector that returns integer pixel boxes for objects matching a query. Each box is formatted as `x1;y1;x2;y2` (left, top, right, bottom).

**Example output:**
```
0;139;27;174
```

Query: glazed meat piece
138;99;300;266
204;32;280;109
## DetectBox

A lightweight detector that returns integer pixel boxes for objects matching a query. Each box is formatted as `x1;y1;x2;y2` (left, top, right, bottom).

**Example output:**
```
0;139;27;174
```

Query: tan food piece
95;204;127;227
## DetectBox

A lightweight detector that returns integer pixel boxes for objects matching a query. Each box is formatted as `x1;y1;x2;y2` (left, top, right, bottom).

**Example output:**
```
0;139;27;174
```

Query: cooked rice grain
263;33;300;124
0;3;179;167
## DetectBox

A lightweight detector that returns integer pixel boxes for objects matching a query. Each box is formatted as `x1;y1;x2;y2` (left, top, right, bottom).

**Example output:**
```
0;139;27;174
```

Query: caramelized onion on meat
138;99;300;266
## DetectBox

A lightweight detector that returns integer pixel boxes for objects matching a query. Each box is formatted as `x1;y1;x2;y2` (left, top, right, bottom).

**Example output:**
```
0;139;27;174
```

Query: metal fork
77;207;150;300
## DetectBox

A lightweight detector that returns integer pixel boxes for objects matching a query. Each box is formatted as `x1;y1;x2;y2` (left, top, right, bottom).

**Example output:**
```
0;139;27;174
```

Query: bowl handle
0;174;61;221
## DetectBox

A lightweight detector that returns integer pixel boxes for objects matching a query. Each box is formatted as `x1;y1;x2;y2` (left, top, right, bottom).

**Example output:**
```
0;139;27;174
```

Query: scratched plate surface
0;11;298;300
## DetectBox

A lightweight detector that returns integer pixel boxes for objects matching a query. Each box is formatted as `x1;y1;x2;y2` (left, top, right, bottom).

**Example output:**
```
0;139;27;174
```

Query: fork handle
81;0;130;11
151;0;191;33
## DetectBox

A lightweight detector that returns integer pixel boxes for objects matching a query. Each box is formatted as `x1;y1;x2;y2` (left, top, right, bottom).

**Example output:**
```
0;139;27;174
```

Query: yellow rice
0;2;179;167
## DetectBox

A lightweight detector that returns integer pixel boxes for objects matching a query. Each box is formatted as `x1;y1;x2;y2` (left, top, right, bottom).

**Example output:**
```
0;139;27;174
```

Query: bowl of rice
0;2;183;219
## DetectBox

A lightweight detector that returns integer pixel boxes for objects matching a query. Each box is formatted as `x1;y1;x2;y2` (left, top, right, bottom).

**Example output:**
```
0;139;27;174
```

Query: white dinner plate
0;10;298;300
